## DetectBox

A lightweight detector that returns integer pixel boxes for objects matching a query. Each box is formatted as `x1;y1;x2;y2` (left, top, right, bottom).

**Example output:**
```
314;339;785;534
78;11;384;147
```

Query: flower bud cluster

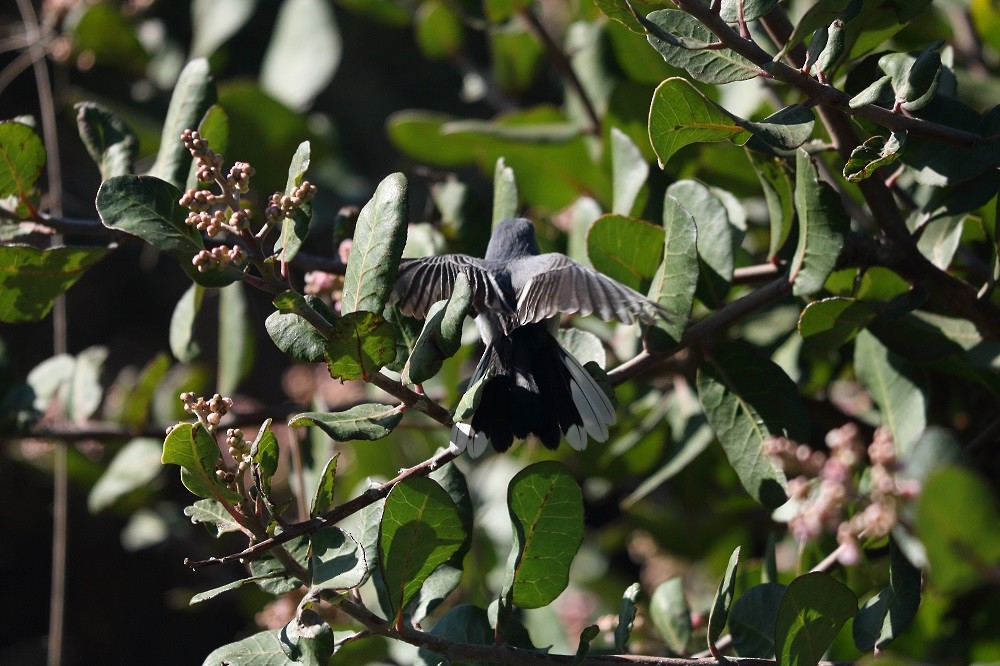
263;181;318;224
180;392;233;434
225;428;252;475
182;129;224;183
767;423;921;566
227;162;255;194
184;209;227;236
192;245;247;272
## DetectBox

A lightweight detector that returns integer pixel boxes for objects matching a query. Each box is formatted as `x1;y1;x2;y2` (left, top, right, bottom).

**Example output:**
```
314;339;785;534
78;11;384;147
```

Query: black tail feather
469;324;588;452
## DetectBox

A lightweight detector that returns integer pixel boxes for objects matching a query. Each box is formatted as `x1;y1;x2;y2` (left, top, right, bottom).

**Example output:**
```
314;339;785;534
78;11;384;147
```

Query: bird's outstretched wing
512;254;667;326
392;255;514;320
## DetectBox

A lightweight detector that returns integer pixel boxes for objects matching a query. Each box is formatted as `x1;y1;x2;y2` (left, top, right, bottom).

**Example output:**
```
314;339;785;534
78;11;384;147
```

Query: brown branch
186;446;459;569
672;0;984;149
610;276;792;385
667;1;1000;339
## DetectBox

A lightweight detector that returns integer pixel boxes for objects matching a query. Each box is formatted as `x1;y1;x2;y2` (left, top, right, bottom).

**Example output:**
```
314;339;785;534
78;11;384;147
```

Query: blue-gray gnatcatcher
393;217;665;457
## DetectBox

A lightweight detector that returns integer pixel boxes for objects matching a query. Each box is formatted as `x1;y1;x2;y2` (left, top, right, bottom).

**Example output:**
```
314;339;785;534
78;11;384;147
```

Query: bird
392;217;666;457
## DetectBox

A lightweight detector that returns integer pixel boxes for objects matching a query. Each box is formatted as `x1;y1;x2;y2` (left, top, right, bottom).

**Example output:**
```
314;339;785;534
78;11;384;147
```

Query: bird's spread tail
450;324;615;457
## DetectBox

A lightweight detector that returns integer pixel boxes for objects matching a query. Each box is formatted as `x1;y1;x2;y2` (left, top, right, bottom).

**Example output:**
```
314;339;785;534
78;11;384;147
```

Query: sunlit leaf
502;461;584;608
775;572;857;666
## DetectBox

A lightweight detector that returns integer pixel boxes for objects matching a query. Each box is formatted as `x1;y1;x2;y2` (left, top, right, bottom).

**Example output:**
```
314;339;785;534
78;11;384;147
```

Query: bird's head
485;217;540;261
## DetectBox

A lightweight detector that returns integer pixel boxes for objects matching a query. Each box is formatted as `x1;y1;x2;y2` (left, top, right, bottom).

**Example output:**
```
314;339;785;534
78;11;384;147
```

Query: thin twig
518;6;602;135
610;276;792;385
186;446;459;569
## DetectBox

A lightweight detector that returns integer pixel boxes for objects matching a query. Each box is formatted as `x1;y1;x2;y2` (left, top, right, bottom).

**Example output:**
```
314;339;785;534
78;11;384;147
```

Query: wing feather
512;254;666;326
392;255;513;320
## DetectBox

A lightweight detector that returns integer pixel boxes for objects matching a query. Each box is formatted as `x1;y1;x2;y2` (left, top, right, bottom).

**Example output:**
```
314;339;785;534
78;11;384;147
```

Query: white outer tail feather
450;346;615;457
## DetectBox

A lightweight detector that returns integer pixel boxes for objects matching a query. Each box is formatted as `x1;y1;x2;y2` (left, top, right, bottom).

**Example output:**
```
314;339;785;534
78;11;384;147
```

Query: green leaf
274;141;312;263
650;578;691;654
387;107;609;211
747;150;795;259
453;367;494;422
192;576;286;606
280;609;335;666
88;438;163;513
190;0;259;58
378;476;465;618
777;0;852;59
403;274;473;384
116;352;171;428
324;311;397;381
218;282;254;395
249;535;311;594
260;0;340;109
917;467;1000;594
74;102;138;179
202;630;292;666
0;121;44;202
290;404;403;441
586;214;665;291
162;423;242;503
97;175;200;252
311;526;367;591
96;175;234;287
169;284;204;363
493;157;519;226
844;133;905;182
697;342;804;508
730;583;786;658
502;461;584;608
556;328;607;368
414;605;498;666
310;453;339;517
0;245;109;323
741;105;816;151
611;127;649;216
849;75;894;109
648;78;750;169
775;572;857;666
575;625;601;663
853;541;921;652
647;194;698;348
708;546;741;646
666;179;740;308
914;212;962;270
791;149;848;296
644;10;758;84
411;462;475;624
250;419;279;501
719;0;778;21
415;0;464;60
185;498;243;537
615;582;642;652
341;173;409;315
148;59;215;189
71;4;149;75
265;294;334;363
798;297;880;353
490;22;543;93
854;330;928;454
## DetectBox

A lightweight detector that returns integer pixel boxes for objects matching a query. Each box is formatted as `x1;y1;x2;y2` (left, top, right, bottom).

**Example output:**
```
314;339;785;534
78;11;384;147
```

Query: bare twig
186;446;459;569
518;6;602;135
610;276;792;385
